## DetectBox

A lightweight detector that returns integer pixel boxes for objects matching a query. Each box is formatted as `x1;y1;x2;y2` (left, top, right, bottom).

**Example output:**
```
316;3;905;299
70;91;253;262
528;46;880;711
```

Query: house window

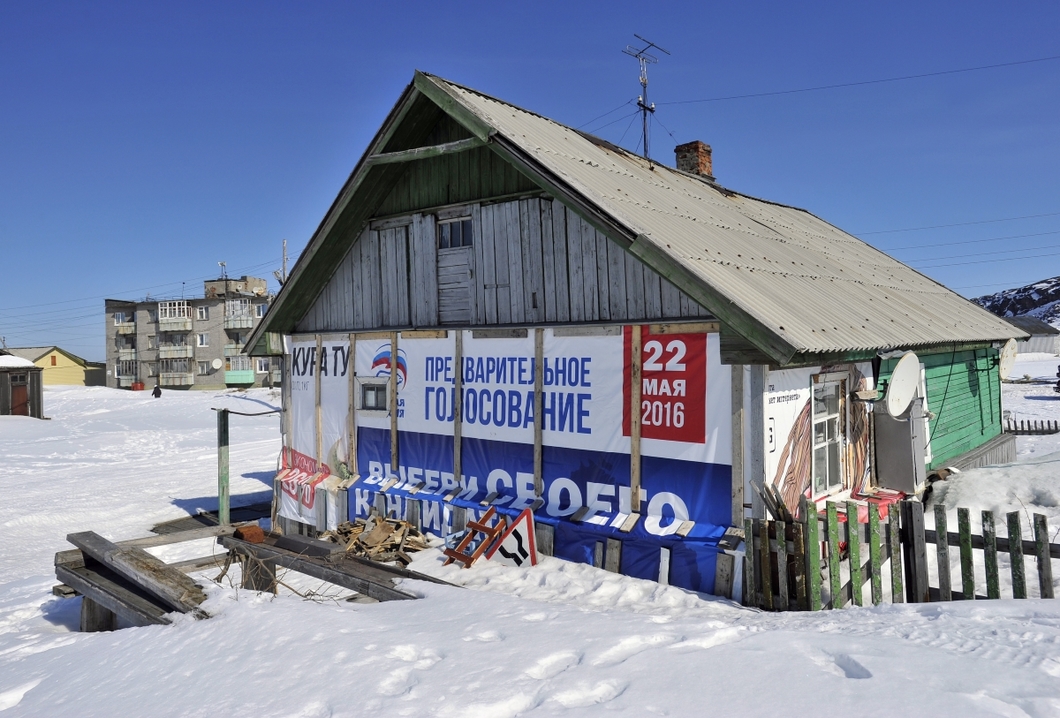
361;383;387;411
160;358;190;374
147;336;157;350
113;311;131;324
50;355;57;366
227;356;251;372
811;378;846;497
146;362;158;377
197;361;210;376
226;298;251;318
197;333;209;347
197;306;209;321
148;309;158;323
255;303;267;318
116;360;138;378
256;358;270;373
10;373;27;384
437;218;473;249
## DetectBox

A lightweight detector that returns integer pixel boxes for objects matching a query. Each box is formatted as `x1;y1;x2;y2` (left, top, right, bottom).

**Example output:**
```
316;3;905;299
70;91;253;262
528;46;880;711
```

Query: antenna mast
623;34;670;162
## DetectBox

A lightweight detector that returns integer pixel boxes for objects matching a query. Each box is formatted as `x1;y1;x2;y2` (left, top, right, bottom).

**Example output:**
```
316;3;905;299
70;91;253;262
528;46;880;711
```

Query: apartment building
104;276;281;390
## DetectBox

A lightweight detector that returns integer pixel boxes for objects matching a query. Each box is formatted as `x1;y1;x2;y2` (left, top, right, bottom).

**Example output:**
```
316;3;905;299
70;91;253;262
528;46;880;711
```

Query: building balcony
223;343;245;356
224;315;254;330
117;376;136;387
158;345;194;359
117;348;137;361
225;370;255;385
158;317;192;332
115;322;136;335
159;372;195;387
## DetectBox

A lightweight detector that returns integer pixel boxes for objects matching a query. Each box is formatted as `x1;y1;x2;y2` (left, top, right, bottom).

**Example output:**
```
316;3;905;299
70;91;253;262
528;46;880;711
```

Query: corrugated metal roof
2;347;53;362
1006;315;1060;335
432;75;1024;357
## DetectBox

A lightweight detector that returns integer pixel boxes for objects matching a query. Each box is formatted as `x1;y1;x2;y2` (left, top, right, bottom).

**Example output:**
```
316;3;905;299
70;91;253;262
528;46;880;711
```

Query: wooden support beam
630;325;642;513
389;332;399;475
365;137;485;165
348;333;358;482
56;563;171;628
217;408;230;526
80;597;116;632
731;365;745;527
533;328;544;498
454;330;463;490
315;335;324;469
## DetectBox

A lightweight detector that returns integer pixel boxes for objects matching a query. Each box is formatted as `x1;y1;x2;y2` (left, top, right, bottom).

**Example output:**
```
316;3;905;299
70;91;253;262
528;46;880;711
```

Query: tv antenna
218;261;228;280
623;34;670;162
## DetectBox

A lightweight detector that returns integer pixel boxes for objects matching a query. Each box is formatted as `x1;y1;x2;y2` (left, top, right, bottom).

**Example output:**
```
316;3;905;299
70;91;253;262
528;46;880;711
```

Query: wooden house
1;346;105;386
0;355;44;418
246;72;1024;597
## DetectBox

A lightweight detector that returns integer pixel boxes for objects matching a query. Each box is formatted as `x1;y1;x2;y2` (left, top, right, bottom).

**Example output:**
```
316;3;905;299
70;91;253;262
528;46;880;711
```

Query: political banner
349;327;732;538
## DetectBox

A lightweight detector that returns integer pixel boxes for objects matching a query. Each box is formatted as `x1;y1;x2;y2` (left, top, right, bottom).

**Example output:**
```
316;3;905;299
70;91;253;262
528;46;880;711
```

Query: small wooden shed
245;72;1025;597
0;355;44;418
1006;316;1060;355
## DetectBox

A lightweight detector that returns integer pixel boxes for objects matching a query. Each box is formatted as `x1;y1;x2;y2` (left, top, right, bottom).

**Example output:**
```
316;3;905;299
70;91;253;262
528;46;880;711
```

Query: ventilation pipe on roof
675;140;714;181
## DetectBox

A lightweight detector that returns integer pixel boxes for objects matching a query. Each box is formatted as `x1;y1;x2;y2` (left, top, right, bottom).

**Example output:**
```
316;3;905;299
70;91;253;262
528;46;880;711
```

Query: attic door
436;217;474;324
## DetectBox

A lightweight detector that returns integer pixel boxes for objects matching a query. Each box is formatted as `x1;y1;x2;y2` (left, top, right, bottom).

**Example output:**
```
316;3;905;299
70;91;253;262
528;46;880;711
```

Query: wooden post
826;502;842;608
868;504;883;605
982;510;1000;599
389;332;399;475
731;365;745;527
743;517;757;607
241;552;277;593
791;521;807;610
1008;511;1027;599
776;521;790;609
533;328;544;498
747;366;766;519
846;501;862;606
630;325;642;513
453;331;463;491
935;504;952;601
958;508;975;600
534;521;554;557
758;519;773;610
901;501;930;603
800;496;821;611
80;597;117;632
888;503;903;603
348;333;357;478
315;334;323;468
604;538;622;573
217;408;230;526
1034;514;1054;599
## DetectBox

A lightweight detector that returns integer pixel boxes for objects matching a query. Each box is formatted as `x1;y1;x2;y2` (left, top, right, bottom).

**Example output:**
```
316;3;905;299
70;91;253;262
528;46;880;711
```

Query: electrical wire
659;54;1060;106
577;99;635;130
858;211;1060;235
879;229;1060;252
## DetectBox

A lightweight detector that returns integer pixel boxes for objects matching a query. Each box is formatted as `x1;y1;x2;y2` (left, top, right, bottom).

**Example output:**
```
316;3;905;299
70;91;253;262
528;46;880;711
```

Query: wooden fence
1004;418;1060;435
744;497;1058;610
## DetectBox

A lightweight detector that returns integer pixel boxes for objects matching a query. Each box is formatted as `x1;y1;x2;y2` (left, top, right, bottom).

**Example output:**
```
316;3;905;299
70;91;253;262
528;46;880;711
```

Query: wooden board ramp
54;524;245;631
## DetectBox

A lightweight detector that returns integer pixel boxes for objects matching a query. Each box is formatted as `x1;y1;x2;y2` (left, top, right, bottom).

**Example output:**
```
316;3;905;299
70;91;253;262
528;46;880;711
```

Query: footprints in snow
525;650;582;680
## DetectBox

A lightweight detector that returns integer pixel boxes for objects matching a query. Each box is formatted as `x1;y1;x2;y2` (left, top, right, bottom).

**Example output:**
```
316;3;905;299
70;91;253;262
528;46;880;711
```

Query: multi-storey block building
104;276;281;390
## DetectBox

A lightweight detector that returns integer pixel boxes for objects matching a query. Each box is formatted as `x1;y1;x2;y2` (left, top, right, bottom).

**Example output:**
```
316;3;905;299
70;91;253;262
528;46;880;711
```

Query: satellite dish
886;352;920;418
998;338;1018;381
211;358;223;371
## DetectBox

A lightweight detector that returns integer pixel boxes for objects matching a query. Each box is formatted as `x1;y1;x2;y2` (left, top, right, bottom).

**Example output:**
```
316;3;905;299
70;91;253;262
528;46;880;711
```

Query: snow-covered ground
1;356;1059;716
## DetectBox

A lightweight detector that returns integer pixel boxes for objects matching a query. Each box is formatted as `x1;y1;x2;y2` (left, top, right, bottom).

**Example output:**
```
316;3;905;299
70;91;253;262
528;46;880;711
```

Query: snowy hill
974;275;1060;327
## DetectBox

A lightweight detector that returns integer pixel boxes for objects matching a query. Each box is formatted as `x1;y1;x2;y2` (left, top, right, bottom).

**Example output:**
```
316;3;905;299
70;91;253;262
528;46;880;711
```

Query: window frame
810;376;847;500
196;333;210;348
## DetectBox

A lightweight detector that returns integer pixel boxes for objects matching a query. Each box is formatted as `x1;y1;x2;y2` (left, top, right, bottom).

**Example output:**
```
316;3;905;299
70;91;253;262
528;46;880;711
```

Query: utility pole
274;239;289;287
623;34;670;162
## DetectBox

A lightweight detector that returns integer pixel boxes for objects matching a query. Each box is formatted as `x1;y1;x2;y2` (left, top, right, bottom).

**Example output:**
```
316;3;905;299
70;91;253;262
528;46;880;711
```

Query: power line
659;54;1060;106
858;211;1060;235
899;242;1060;265
881;229;1060;252
912;249;1060;270
576;99;635;131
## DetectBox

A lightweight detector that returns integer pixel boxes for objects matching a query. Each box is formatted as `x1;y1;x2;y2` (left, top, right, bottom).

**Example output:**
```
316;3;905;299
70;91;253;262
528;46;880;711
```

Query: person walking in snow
152;385;162;398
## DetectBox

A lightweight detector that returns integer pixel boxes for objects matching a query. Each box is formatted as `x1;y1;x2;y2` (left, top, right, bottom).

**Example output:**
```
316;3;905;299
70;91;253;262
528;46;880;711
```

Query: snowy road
0;362;1058;716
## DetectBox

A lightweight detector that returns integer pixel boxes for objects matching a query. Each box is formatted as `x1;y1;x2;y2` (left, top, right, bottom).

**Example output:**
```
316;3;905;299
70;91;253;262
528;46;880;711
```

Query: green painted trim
366;137;485;165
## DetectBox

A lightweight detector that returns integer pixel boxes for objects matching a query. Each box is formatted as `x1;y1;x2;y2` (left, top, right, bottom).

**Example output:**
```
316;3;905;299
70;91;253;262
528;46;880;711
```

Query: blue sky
1;1;1057;361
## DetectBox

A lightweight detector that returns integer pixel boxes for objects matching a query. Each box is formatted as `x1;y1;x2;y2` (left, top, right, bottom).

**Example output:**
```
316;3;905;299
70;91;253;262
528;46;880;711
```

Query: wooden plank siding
877;347;1003;470
296;197;713;333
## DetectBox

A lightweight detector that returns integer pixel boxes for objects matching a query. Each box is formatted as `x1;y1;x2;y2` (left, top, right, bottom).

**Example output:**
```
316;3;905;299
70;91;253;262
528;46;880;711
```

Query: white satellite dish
998;338;1018;381
211;358;223;371
886;352;920;417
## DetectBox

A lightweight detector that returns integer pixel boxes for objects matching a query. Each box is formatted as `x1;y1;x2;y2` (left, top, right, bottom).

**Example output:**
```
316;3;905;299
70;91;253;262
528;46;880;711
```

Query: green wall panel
878;346;1002;470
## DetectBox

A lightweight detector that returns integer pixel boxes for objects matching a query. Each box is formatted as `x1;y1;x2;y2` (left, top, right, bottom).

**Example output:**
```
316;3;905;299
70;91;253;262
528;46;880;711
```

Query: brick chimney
675;141;713;180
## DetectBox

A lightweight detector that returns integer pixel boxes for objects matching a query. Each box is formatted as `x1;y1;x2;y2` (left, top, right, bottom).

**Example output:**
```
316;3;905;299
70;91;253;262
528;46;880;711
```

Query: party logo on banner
371;346;408;391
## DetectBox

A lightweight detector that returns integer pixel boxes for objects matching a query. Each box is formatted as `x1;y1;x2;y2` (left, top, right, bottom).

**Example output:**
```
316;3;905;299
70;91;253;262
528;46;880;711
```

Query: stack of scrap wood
321;517;431;566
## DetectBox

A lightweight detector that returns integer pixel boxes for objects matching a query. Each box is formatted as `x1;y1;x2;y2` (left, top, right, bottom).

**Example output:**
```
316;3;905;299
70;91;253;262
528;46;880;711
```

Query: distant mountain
973;276;1060;327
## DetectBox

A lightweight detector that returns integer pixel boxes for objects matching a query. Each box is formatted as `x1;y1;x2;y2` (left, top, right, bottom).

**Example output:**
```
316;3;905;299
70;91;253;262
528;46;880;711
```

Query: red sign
622;326;707;444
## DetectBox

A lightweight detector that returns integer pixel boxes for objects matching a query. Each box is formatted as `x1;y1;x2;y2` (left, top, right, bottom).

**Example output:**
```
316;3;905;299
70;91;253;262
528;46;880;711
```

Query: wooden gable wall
295;194;712;333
